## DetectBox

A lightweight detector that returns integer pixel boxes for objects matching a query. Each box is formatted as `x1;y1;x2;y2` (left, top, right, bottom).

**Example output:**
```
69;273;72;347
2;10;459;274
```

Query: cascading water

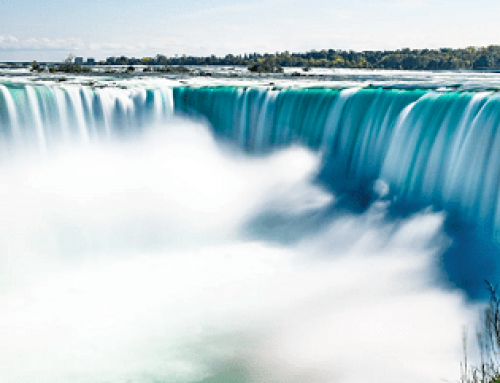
0;78;496;382
0;83;174;149
173;86;500;229
174;86;500;295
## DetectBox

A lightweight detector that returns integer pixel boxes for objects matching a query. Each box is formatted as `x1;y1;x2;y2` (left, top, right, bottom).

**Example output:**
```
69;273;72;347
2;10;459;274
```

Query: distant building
75;57;84;64
86;58;95;65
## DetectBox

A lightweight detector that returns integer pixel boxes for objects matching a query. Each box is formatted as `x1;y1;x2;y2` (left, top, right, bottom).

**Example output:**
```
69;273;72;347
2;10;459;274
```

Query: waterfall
0;80;493;381
2;82;500;234
174;86;500;234
0;83;174;150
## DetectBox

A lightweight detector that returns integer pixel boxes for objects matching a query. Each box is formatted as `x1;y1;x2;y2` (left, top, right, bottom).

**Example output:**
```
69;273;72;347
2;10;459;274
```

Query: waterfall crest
0;83;174;149
2;83;500;235
174;86;500;235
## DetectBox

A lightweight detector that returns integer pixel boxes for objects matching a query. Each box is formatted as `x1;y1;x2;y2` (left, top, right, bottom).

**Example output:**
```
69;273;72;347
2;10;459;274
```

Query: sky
0;0;499;61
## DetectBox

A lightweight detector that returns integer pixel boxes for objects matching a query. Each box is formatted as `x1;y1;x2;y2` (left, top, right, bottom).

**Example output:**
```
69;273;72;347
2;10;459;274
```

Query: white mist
0;120;475;383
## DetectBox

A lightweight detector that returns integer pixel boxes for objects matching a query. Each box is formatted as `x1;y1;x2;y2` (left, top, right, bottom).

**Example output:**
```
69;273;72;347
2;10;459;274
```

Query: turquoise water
2;82;500;238
174;87;500;231
0;83;173;146
173;86;500;297
2;82;500;229
0;80;493;382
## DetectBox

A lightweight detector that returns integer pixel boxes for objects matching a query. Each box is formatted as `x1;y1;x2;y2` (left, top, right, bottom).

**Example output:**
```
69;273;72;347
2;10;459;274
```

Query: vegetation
45;54;92;73
248;57;283;73
102;45;500;71
142;64;191;73
161;65;191;73
462;282;500;383
30;60;41;72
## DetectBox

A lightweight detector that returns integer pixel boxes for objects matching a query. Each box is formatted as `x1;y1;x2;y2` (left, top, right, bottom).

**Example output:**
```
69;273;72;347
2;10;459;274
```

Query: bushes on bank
462;282;500;383
248;57;283;73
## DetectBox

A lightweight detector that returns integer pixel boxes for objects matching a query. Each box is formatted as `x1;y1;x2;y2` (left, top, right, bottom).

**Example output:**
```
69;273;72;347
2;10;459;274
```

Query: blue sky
0;0;499;61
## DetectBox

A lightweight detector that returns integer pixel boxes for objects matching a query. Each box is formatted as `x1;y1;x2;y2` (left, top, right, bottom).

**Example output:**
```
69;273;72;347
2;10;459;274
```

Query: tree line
102;46;500;70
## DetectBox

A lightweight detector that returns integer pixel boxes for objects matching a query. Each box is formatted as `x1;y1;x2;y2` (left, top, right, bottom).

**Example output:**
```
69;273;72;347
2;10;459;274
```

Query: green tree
30;60;40;72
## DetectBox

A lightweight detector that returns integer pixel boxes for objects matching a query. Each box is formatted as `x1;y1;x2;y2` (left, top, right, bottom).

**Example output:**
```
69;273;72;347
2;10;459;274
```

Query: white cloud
0;34;191;59
0;35;85;52
0;35;19;44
